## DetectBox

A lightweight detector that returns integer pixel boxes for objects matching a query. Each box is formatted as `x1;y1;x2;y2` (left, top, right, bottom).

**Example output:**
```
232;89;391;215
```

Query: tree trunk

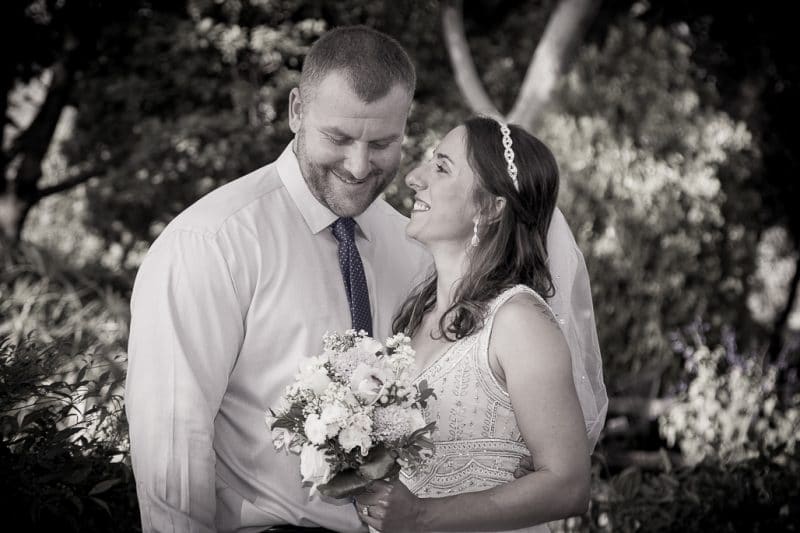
2;60;75;247
441;0;500;118
442;0;601;129
508;0;601;129
0;192;29;253
767;250;800;361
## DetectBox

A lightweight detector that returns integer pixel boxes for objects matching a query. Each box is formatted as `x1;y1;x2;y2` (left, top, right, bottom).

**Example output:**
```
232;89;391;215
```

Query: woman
354;116;591;532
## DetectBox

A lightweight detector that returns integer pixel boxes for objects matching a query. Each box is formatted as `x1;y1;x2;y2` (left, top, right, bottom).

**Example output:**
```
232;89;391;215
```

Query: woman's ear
487;196;507;223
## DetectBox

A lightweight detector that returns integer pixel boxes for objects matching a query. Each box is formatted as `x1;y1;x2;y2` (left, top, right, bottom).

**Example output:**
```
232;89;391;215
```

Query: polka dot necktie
331;217;373;336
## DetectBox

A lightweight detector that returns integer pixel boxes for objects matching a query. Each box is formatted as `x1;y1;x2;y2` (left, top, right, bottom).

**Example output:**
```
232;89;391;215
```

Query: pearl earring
471;218;480;247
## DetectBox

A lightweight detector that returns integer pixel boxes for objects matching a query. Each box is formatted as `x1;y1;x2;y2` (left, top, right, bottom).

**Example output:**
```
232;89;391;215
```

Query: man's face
289;72;411;217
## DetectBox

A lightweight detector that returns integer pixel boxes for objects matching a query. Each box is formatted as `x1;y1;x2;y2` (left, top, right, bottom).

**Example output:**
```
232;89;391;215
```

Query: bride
354;116;597;532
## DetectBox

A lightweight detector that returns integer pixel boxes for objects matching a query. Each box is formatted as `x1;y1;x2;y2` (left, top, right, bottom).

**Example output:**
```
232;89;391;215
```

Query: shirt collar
276;141;378;242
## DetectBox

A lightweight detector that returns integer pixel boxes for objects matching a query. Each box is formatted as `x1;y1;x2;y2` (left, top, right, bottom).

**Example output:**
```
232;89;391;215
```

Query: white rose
358;337;385;357
320;402;349;426
320;402;349;435
297;367;332;395
304;414;328;445
300;444;333;486
351;363;390;403
271;427;293;450
338;411;373;455
341;387;360;408
338;426;373;454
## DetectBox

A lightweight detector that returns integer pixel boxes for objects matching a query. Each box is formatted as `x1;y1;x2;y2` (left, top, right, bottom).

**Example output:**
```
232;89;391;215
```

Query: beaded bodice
400;286;549;532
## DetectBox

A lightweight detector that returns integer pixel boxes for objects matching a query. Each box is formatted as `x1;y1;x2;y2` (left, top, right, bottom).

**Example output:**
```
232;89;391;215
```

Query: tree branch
1;74;12;192
508;0;601;129
767;248;800;361
441;0;501;117
35;167;101;200
12;60;75;198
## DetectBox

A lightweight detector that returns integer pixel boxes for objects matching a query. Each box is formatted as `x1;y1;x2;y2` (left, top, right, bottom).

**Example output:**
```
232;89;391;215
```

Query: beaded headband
499;122;519;190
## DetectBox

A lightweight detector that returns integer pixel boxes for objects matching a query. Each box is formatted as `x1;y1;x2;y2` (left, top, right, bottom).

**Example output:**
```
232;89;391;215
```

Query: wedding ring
361;505;370;517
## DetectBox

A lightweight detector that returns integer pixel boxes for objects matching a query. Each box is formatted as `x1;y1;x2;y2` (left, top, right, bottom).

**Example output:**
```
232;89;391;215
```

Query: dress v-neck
411;334;471;383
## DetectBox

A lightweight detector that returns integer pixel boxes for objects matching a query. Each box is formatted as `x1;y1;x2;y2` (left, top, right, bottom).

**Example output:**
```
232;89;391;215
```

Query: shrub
588;450;800;532
541;19;764;395
0;335;138;532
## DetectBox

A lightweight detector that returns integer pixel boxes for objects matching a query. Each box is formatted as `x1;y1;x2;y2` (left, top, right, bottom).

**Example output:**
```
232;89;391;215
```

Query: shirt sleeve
125;229;244;532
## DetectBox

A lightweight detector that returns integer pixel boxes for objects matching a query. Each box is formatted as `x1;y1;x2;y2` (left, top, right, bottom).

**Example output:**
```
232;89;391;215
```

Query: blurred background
1;0;798;531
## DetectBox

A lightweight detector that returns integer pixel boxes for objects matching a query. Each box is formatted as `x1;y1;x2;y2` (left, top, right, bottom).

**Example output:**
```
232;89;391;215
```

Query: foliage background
2;0;798;531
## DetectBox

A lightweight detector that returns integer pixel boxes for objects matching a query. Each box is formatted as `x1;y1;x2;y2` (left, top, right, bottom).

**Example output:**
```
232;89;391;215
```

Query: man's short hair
299;25;416;104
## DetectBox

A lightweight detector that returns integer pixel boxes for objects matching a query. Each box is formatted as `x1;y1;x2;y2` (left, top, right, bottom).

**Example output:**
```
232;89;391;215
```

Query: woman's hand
354;479;425;532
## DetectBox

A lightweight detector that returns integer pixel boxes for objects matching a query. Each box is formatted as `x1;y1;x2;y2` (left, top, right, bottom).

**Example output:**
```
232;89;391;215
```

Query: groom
126;26;432;532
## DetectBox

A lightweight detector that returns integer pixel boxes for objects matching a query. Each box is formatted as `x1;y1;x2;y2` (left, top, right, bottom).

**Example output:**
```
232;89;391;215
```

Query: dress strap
486;284;558;324
476;284;558;397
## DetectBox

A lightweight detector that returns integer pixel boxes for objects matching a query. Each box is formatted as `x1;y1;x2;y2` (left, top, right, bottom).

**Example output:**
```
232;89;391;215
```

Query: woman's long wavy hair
393;116;560;341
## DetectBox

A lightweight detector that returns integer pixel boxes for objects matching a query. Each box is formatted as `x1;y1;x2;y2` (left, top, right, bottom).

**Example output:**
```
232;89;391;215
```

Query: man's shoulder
166;162;284;237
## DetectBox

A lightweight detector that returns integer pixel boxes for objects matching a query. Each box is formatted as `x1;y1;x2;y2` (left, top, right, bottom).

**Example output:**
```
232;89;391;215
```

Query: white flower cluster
328;337;384;381
266;330;435;495
372;403;428;442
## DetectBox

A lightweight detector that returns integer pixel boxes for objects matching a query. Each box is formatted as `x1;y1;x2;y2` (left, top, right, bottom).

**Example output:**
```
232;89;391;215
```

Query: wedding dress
400;285;554;533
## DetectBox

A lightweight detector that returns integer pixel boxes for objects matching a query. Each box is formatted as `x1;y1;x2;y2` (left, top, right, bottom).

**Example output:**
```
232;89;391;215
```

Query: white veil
546;208;608;452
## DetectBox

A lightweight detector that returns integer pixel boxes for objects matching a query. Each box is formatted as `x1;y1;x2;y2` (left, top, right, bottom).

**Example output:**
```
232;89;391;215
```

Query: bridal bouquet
266;330;436;498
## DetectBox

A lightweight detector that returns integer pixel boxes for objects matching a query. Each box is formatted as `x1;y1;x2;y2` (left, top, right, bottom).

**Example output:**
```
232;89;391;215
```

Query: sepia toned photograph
1;1;797;531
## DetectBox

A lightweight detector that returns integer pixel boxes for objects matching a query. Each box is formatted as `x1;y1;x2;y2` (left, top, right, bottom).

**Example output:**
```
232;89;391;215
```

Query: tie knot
331;217;357;243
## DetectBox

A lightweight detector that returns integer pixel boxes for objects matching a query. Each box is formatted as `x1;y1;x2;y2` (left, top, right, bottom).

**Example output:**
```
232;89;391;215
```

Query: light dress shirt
125;143;432;533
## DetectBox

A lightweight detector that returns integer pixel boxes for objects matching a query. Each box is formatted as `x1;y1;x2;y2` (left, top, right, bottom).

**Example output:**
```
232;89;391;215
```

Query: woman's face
404;126;479;247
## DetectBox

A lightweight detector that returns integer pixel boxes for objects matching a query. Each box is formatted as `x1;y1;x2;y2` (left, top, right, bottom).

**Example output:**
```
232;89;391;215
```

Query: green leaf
89;478;121;496
270;416;295;430
414;381;437;408
20;409;48;429
97;370;111;388
54;426;84;442
66;464;93;484
407;422;436;443
612;466;642;500
68;494;84;515
316;469;369;499
90;496;112;516
358;445;400;481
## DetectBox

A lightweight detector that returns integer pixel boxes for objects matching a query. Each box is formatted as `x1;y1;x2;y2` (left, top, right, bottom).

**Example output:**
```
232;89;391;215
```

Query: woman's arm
355;293;590;532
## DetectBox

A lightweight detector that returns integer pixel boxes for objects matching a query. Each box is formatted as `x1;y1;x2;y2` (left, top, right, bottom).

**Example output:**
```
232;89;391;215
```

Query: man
126;26;431;532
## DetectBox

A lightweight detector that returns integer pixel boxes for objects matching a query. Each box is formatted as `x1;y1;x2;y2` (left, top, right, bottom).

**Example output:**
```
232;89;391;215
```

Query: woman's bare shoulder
491;291;569;364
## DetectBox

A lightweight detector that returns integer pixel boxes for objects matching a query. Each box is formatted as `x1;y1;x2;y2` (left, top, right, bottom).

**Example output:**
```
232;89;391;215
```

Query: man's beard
294;127;396;217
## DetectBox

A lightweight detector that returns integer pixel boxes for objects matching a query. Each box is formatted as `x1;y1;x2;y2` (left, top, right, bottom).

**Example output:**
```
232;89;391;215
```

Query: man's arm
125;229;244;532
